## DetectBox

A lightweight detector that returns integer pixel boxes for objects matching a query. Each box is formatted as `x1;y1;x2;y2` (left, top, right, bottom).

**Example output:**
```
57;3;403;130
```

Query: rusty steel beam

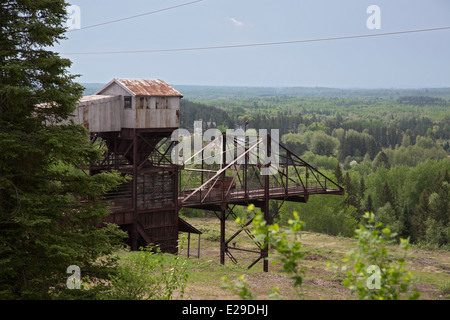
179;132;344;272
182;137;263;204
92;122;344;266
132;131;138;251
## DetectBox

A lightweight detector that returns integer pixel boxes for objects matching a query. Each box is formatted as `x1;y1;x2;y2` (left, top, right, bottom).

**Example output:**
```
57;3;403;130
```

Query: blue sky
57;0;450;88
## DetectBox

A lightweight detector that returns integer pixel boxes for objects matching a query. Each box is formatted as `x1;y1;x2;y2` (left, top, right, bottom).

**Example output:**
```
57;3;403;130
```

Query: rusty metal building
73;78;344;271
74;78;192;253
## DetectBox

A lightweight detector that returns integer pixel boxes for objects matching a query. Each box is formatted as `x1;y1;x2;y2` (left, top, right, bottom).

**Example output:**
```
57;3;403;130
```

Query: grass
171;217;450;300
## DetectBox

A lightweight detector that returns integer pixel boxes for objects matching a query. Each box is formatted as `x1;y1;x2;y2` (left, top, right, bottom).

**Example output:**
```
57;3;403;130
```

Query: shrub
254;211;306;290
223;206;307;299
100;243;189;300
341;212;420;300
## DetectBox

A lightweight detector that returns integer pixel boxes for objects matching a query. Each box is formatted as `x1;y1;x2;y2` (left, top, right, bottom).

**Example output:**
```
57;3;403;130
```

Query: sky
56;0;450;88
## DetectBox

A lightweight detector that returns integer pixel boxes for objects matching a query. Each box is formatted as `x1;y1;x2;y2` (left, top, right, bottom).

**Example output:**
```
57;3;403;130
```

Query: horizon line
79;82;450;90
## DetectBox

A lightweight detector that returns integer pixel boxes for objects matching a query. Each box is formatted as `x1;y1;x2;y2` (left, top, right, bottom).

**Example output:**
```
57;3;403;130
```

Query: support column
187;232;191;258
220;132;227;265
262;134;271;272
220;204;226;265
131;131;138;251
174;165;180;253
263;179;269;272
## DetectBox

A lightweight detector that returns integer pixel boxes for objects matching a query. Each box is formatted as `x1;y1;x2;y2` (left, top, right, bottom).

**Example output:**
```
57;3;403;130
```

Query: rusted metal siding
103;168;179;253
140;210;178;253
82;79;181;131
135;96;179;110
82;78;184;253
134;96;179;128
136;172;175;209
135;109;178;128
74;95;121;132
121;109;136;129
105;171;175;211
96;81;133;101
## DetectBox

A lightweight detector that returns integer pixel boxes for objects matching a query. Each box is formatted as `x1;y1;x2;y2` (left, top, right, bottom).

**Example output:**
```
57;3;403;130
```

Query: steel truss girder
179;132;344;272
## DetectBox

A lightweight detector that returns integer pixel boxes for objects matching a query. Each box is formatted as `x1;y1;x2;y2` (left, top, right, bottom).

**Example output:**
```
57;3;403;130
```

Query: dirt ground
178;217;450;300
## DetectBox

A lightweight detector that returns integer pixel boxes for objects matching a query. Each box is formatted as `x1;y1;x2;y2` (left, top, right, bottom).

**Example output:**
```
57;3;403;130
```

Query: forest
179;89;450;249
2;1;448;301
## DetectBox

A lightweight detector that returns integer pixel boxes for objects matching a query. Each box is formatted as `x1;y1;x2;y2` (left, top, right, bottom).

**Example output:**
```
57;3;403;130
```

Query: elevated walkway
176;132;344;271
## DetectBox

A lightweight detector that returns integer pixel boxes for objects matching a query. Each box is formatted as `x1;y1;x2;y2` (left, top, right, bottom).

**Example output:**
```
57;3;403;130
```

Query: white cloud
228;17;246;27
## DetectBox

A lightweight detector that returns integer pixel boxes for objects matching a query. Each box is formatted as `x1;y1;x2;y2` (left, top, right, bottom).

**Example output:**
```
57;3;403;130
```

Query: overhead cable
61;26;450;55
67;0;204;32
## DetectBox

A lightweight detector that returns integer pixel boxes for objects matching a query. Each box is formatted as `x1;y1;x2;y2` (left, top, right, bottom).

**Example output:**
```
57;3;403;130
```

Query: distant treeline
81;83;450;100
174;85;450;100
180;97;450;153
179;92;450;248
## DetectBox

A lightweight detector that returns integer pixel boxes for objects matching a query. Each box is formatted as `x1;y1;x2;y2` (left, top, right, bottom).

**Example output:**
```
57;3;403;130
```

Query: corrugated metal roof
115;78;183;97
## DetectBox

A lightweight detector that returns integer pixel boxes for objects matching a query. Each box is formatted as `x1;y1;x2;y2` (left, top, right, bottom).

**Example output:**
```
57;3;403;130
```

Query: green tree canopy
0;0;127;299
373;151;390;170
281;132;308;156
305;131;339;157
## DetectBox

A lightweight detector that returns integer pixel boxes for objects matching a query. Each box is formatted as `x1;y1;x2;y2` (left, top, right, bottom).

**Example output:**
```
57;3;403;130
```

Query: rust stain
137;97;144;109
83;107;89;130
116;79;183;97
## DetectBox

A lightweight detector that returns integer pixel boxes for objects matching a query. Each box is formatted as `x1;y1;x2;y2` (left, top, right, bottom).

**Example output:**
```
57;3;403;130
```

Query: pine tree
365;194;374;213
411;189;431;243
343;172;361;216
359;177;366;199
429;175;449;228
373;150;390;171
333;163;344;186
443;168;450;183
379;181;395;209
0;1;127;299
399;204;412;240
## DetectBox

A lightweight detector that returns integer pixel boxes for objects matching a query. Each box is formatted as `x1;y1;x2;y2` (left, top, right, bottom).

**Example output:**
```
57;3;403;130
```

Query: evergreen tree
359;177;366;199
444;168;450;183
333;163;344;186
411;189;431;243
399;204;413;240
428;180;449;227
379;181;395;210
373;150;390;171
343;172;361;216
0;1;127;299
364;194;374;214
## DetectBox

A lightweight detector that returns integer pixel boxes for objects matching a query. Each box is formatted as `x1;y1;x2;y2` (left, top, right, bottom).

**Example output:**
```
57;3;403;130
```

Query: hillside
79;81;449;300
177;217;450;300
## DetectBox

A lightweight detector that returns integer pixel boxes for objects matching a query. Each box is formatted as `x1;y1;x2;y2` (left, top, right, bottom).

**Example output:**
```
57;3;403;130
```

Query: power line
61;26;450;55
67;0;203;32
